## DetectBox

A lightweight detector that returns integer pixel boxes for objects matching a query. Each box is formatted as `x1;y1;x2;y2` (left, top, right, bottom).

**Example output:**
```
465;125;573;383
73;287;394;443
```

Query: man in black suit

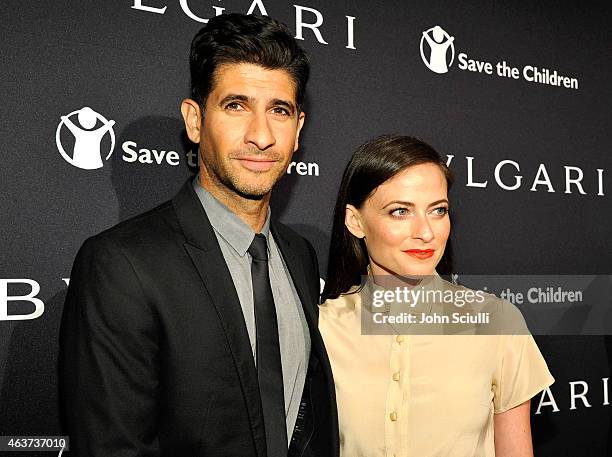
59;13;338;457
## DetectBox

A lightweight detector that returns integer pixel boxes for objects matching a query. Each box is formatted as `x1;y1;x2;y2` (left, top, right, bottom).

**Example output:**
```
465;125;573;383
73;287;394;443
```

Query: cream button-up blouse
319;282;554;457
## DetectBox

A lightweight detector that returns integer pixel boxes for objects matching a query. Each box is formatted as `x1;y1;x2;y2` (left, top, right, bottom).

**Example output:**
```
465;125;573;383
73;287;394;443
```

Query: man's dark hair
190;13;310;111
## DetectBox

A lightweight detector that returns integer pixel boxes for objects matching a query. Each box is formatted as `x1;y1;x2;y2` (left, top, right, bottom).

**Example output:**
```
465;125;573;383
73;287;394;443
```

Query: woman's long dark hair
322;135;454;301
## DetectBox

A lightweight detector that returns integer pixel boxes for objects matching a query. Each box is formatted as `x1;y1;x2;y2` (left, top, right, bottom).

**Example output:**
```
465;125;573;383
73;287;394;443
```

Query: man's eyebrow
270;98;296;114
217;95;297;114
218;94;251;106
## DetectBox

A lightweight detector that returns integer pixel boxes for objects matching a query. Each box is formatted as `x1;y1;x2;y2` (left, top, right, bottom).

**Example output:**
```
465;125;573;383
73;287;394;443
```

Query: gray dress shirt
193;178;311;442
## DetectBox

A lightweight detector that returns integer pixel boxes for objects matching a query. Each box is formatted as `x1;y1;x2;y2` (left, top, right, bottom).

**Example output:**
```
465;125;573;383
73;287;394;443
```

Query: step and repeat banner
1;0;611;455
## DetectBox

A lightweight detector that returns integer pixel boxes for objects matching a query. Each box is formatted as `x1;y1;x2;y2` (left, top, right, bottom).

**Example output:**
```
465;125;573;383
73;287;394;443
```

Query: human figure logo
420;26;455;74
56;107;116;169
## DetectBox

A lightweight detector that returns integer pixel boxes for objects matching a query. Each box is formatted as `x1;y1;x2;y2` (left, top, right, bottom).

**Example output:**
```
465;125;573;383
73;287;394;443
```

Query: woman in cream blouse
319;135;554;457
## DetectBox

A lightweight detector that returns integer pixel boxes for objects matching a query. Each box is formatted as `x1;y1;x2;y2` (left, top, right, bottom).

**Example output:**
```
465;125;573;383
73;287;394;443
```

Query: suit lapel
271;221;335;457
270;221;318;331
272;222;325;457
172;180;266;457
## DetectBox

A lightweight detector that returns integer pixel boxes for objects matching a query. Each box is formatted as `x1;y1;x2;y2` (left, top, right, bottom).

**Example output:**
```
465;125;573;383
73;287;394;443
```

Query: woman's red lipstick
403;249;434;259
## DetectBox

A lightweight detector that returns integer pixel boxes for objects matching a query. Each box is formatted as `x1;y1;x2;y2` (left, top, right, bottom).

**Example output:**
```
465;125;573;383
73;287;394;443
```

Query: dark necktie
248;233;287;457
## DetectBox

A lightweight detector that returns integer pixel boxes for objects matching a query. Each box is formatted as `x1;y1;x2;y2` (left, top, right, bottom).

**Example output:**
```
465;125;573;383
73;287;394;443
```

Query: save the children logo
418;24;579;90
420;25;455;74
56;107;116;170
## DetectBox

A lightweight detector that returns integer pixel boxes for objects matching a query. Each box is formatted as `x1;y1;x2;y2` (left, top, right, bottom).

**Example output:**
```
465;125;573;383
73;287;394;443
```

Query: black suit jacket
59;180;339;457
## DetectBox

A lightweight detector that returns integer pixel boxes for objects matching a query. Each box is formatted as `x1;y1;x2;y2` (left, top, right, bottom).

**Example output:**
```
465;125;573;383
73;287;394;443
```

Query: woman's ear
345;204;365;239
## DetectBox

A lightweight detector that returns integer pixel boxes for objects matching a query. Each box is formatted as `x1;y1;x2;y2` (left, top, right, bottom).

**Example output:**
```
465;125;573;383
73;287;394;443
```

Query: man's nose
244;112;275;151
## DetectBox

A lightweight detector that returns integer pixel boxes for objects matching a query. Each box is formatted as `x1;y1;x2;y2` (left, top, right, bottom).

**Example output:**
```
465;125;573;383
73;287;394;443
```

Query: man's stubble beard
203;153;285;201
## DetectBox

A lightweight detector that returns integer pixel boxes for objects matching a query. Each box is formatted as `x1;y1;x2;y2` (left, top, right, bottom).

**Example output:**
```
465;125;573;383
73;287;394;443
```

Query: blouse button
395;335;404;343
392;372;400;382
389;411;398;421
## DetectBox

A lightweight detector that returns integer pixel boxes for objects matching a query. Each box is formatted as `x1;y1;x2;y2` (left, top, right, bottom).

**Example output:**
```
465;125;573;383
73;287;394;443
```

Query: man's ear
345;204;365;238
181;99;202;144
293;111;305;151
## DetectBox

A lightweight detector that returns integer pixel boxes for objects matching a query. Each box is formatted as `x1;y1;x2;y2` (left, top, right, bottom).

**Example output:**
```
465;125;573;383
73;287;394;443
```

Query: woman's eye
390;208;410;217
432;207;448;216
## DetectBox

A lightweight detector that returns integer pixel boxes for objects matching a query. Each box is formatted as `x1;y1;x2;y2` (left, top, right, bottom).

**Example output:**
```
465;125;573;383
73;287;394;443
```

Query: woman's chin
400;272;435;281
397;263;437;278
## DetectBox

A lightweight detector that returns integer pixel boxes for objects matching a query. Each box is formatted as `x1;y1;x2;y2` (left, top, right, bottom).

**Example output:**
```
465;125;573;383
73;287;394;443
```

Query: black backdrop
1;1;611;455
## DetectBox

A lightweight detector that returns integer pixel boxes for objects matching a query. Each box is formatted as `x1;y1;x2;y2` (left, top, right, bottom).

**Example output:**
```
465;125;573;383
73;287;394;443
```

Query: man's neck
199;173;270;233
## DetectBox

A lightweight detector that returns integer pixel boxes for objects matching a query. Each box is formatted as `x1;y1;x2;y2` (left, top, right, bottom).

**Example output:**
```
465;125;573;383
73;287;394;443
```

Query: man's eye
271;107;290;116
225;102;243;110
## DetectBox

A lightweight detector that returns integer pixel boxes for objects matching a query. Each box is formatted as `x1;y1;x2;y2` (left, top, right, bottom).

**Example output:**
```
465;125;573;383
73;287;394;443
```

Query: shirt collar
192;176;271;257
361;266;441;314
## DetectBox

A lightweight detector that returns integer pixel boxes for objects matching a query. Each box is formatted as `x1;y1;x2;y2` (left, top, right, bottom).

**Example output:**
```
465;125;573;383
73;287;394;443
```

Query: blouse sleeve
492;334;555;413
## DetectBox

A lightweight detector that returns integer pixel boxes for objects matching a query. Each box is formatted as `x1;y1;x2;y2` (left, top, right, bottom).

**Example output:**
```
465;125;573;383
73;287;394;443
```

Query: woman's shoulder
319;285;362;316
436;277;530;334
